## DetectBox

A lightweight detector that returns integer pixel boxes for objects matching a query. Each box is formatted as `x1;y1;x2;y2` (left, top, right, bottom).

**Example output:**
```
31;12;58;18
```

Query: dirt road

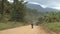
0;25;56;34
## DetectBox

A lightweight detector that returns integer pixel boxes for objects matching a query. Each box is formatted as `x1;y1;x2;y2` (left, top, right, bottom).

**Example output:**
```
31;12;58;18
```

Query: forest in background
0;0;60;34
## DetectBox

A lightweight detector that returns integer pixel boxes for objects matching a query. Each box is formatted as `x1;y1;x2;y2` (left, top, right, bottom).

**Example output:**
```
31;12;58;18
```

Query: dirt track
0;25;56;34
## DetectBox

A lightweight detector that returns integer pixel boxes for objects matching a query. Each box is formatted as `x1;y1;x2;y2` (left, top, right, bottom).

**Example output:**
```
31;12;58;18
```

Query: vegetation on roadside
0;22;28;30
0;0;60;34
35;12;60;34
41;22;60;34
0;0;28;30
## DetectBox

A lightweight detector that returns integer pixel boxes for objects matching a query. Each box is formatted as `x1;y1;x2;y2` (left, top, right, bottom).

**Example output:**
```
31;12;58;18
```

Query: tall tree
1;0;4;15
0;0;2;14
0;0;12;21
10;0;27;22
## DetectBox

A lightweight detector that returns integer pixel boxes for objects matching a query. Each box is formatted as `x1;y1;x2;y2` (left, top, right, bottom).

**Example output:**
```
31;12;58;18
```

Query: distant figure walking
31;23;34;29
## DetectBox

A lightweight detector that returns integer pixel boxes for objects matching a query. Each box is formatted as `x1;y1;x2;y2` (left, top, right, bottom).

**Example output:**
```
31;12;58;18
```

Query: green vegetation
0;0;28;30
41;22;60;34
0;22;28;30
36;12;60;34
0;0;60;34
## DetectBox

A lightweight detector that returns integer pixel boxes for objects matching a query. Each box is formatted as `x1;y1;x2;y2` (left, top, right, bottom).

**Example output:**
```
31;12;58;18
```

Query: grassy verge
0;22;28;30
41;22;60;34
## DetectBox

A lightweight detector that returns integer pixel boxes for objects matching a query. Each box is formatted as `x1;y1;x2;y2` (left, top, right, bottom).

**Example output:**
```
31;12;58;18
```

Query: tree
0;0;2;14
10;0;27;22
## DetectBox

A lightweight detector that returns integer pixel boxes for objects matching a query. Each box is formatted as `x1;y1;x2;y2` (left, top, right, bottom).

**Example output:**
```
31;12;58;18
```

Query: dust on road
0;25;56;34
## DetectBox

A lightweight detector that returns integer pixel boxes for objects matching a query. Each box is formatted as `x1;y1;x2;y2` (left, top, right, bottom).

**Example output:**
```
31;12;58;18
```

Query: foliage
10;0;27;22
37;12;60;23
41;22;60;34
0;0;27;22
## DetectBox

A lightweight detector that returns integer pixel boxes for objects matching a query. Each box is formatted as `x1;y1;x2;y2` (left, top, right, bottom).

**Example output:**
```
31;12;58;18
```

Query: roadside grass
0;22;28;30
41;22;60;34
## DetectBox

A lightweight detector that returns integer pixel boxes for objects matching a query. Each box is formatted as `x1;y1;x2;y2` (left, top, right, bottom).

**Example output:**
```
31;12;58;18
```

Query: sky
8;0;60;10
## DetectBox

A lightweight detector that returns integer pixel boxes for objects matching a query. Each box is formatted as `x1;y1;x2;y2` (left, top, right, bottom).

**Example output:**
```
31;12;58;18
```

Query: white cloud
25;0;60;10
8;0;13;3
28;2;47;8
28;2;39;5
51;7;60;10
43;1;60;10
8;0;60;10
40;5;47;8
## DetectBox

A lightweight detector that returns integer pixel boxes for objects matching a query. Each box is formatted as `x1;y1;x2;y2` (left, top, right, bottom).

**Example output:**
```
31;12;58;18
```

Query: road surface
0;25;56;34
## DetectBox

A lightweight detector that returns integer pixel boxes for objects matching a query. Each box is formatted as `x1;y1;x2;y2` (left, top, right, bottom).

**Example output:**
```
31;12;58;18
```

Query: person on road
31;23;34;29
